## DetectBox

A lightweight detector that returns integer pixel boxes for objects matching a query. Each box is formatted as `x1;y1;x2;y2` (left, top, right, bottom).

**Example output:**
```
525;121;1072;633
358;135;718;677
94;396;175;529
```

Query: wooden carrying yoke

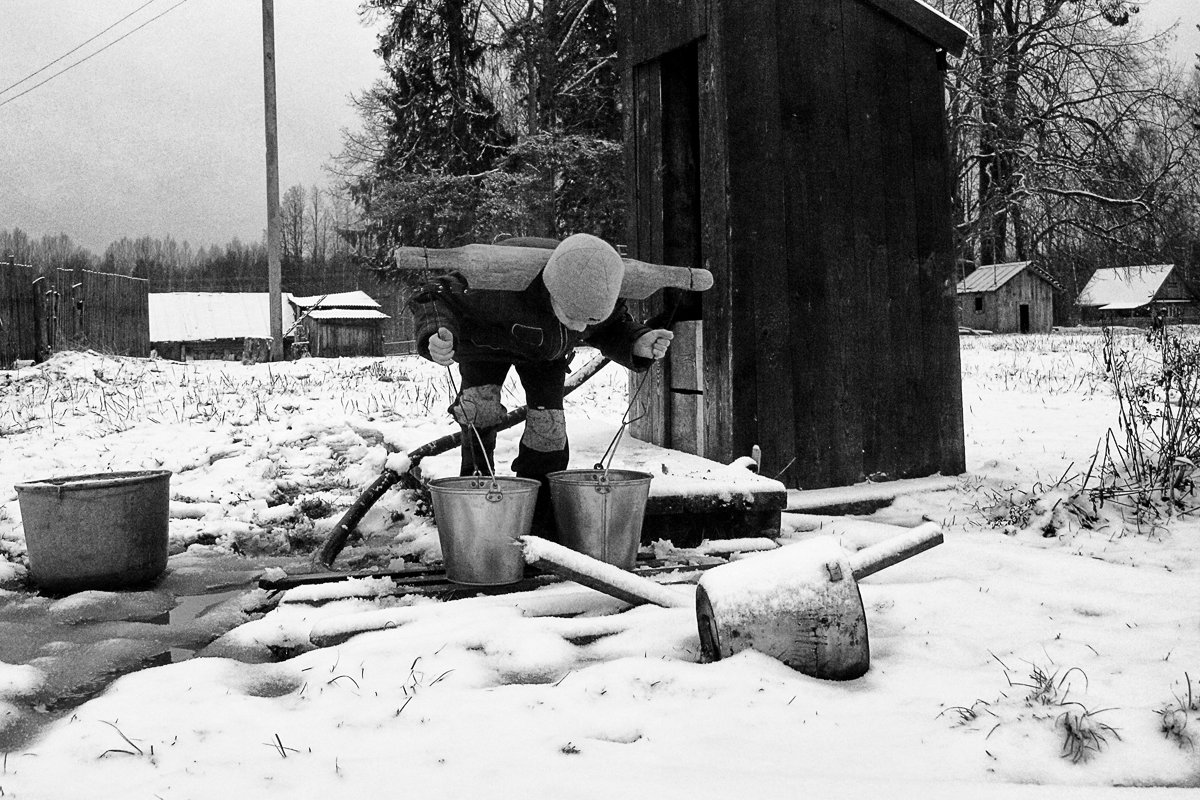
393;243;713;299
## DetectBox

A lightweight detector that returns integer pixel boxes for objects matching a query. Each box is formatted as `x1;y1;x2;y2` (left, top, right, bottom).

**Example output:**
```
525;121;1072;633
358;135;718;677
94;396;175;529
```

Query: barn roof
149;293;295;342
289;290;381;310
956;261;1062;294
1077;265;1179;310
865;0;970;56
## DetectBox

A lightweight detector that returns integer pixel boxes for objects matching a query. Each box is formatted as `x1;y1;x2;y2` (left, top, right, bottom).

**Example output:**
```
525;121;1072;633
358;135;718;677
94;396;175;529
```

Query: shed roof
864;0;970;56
306;308;390;321
1077;265;1178;310
957;261;1062;294
149;293;295;342
289;290;381;310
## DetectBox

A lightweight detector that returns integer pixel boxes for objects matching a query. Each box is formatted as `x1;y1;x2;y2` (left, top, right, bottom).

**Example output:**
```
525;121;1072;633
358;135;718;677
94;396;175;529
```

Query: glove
428;327;455;366
633;329;674;360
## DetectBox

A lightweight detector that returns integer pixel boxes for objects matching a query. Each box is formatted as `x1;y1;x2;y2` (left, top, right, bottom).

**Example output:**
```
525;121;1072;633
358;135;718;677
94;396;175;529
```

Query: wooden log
520;535;693;609
847;521;943;580
392;243;713;299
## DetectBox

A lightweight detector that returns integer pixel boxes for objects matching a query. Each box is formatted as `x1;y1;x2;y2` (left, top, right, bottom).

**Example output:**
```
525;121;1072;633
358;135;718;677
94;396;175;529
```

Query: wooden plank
720;0;792;479
669;320;704;453
627;0;707;65
697;8;734;464
785;474;958;512
875;10;922;481
907;34;966;477
778;0;857;488
0;264;11;365
629;59;669;447
842;0;892;482
660;42;704;455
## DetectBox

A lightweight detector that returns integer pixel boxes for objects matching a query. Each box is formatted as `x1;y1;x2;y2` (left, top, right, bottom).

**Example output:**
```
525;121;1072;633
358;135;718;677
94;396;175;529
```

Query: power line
0;0;164;99
0;0;191;110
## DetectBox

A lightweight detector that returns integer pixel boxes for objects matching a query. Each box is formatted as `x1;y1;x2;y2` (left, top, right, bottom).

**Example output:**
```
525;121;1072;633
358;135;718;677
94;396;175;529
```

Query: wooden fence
0;262;41;367
369;283;417;355
0;263;150;364
49;268;150;356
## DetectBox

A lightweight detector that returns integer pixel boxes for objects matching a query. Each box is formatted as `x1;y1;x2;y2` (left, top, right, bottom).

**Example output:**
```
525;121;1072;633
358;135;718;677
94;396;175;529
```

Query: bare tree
308;185;328;270
280;184;308;267
937;0;1197;270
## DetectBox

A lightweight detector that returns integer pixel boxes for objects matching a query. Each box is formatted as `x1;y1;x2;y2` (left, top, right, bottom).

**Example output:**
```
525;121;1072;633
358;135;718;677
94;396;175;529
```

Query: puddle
0;575;279;751
169;588;247;629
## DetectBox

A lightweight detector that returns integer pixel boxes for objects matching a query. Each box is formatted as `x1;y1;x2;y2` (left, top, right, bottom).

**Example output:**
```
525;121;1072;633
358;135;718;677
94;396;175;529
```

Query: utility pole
262;0;283;360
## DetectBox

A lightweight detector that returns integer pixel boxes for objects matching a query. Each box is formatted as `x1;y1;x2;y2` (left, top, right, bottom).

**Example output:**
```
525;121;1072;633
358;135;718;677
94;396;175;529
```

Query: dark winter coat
408;272;653;370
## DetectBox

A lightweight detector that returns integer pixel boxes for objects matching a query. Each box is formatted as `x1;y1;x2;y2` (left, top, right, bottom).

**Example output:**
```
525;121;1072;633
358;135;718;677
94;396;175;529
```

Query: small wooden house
1077;265;1199;323
957;261;1061;334
621;0;969;489
288;291;389;358
149;292;294;361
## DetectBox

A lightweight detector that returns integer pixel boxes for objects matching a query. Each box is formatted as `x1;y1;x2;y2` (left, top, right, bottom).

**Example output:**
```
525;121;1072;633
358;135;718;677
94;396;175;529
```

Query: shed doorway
1019;304;1030;333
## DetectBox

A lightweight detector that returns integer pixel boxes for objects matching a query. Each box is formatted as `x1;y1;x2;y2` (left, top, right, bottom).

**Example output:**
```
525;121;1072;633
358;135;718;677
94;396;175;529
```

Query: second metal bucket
547;469;653;570
15;469;172;593
428;476;540;586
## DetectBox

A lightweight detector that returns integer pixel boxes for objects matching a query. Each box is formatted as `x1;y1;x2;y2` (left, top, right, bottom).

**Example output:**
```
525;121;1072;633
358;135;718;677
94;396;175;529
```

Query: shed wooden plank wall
308;321;383;358
623;0;966;488
0;263;41;366
959;272;1054;333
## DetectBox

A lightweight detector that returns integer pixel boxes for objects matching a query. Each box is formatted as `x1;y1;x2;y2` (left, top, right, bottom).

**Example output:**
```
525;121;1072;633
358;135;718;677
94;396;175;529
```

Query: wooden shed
289;291;389;358
957;261;1061;334
620;0;968;489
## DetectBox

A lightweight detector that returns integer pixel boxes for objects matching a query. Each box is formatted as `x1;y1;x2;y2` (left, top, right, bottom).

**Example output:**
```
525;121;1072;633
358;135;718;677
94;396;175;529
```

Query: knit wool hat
542;233;624;324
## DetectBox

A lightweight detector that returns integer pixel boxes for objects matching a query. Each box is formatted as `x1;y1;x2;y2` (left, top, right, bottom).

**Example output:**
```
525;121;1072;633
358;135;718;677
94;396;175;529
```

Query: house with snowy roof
149;292;295;362
1076;265;1199;323
956;261;1062;334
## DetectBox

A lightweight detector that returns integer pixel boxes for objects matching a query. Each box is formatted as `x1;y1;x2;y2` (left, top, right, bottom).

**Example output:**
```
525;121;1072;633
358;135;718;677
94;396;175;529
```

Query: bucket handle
594;367;652;480
442;361;505;503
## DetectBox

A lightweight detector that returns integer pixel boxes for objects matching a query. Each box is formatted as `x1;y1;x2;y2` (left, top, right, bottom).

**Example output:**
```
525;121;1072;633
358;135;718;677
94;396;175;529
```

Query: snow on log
785;475;958;513
520;535;693;609
392;243;714;300
847;522;944;580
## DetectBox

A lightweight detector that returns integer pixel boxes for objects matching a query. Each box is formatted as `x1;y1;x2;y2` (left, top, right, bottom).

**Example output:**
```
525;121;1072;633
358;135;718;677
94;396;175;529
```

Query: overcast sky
0;0;1197;256
0;0;381;254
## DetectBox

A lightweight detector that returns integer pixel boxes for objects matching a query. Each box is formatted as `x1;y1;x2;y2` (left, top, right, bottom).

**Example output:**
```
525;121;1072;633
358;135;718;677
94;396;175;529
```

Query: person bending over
408;233;673;539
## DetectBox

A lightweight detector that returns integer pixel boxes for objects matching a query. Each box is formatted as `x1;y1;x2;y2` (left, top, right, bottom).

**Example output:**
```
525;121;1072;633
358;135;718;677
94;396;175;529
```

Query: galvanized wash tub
15;470;172;593
547;469;653;570
428;476;540;586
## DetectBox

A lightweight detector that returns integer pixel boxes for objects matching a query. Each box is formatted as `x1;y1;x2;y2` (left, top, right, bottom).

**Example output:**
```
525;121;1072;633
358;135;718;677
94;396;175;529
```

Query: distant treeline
2;186;373;296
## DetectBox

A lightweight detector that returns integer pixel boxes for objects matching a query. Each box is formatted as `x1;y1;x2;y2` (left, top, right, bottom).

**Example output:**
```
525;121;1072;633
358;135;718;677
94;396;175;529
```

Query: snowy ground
0;331;1197;798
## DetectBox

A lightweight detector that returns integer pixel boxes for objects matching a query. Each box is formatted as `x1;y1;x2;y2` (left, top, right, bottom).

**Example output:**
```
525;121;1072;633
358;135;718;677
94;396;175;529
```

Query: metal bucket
15;470;172;593
547;469;653;570
428;476;540;586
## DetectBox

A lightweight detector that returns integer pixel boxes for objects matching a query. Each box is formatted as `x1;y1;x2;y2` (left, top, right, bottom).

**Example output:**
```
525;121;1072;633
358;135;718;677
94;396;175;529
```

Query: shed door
629;41;705;456
1019;304;1030;333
